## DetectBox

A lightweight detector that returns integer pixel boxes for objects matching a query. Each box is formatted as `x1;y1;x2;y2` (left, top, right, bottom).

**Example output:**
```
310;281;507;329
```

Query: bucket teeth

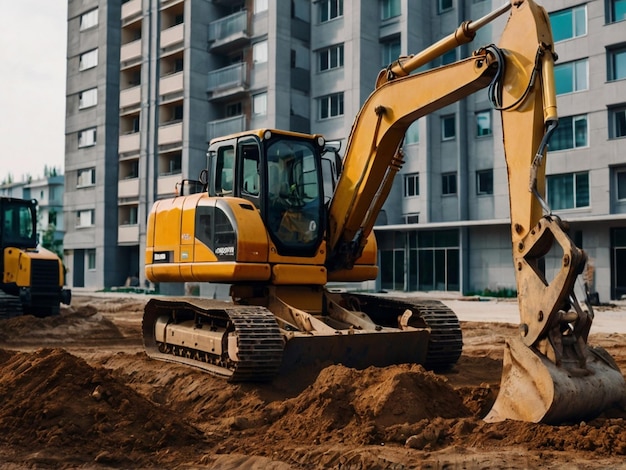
485;336;626;424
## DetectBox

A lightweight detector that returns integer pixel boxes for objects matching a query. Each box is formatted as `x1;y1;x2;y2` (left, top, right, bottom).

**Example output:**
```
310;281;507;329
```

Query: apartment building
63;0;626;300
0;175;66;248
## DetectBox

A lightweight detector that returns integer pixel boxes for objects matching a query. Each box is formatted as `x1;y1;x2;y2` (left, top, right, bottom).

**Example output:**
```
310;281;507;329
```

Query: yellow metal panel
271;264;327;285
219;198;269;263
192;262;271;282
327;266;378;283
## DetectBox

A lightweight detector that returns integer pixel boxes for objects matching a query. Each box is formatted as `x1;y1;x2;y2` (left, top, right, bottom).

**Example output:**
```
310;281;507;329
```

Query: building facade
63;0;626;300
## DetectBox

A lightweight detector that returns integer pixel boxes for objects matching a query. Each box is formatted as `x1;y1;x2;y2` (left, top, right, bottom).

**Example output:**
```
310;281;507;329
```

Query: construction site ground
1;291;625;469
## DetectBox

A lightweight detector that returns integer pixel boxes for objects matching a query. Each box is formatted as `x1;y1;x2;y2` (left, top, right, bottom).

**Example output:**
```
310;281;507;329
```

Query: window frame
475;110;492;137
547;171;590;210
252;40;268;64
617;168;626;201
476;169;494;195
441;114;456;141
318;92;344;120
404;173;419;197
442;172;457;195
549;5;587;42
609;105;626;139
80;8;99;31
79;49;98;71
77;168;96;188
320;0;343;23
78;127;97;148
554;58;588;95
549;114;588;151
318;44;344;72
609;0;626;23
252;92;267;116
381;0;401;20
438;0;453;14
607;44;626;82
77;209;95;228
78;87;98;110
87;249;96;270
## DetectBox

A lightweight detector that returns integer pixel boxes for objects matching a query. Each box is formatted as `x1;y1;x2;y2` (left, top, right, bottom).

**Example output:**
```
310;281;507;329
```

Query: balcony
119;132;141;154
118;225;140;244
208;11;249;53
158;174;181;196
207;63;247;100
121;0;141;25
120;39;141;67
160;71;183;97
120;85;141;110
158;121;183;146
207;115;245;141
118;178;140;198
161;23;184;53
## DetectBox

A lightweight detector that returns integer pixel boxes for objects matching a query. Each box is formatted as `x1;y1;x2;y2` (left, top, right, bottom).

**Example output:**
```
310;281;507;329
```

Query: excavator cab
206;130;325;258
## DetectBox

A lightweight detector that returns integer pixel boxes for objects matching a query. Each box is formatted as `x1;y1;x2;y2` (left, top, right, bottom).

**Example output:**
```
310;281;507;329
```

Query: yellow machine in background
144;1;625;423
0;197;71;317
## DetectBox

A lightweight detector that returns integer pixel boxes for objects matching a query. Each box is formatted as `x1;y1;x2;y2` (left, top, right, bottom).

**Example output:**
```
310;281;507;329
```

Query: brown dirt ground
1;293;625;469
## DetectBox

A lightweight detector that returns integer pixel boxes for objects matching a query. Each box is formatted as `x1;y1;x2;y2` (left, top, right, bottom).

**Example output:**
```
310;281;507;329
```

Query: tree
41;223;63;260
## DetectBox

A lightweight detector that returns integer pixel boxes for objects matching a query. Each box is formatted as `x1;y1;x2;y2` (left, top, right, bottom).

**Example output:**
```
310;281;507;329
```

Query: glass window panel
476;110;491;136
612;0;626;22
447;249;460;291
555;63;573;94
394;250;404;290
418;250;434;290
574;117;588;147
613;109;626;138
405;120;419;144
575;172;589;207
575;60;587;91
617;171;626;200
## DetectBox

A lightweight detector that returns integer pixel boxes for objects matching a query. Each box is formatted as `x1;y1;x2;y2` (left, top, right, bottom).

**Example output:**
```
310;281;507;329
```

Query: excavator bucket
485;336;626;424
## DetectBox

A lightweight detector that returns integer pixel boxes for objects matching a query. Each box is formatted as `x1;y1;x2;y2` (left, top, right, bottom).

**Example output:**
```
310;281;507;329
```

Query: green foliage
41;223;63;260
466;287;517;298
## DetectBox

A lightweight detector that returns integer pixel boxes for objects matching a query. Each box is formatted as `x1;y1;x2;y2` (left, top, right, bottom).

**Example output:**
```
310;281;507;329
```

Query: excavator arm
326;0;625;423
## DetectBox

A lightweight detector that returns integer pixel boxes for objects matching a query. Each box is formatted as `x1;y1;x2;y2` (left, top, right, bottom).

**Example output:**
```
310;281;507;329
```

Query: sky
1;1;67;183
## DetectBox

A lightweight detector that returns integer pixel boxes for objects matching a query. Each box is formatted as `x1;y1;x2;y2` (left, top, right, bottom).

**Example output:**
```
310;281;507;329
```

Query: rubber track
143;299;284;382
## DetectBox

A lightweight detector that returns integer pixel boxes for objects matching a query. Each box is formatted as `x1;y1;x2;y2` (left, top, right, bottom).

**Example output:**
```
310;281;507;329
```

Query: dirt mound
0;305;122;343
0;348;203;468
264;364;471;445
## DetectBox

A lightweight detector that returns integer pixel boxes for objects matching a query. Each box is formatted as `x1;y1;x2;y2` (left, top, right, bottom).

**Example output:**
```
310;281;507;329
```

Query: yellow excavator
1;197;71;317
143;0;625;424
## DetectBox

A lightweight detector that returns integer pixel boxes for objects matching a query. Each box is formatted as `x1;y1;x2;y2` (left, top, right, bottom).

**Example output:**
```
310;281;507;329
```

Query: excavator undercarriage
143;288;462;382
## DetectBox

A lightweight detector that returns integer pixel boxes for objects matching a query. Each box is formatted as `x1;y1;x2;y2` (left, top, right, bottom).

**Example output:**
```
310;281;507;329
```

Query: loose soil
1;293;625;469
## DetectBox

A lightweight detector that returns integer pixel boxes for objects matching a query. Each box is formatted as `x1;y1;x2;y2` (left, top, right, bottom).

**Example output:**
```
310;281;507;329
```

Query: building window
87;249;96;270
77;209;95;228
438;0;453;14
547;172;589;210
549;115;587;151
609;105;626;139
77;168;96;187
254;0;268;13
381;0;400;20
253;40;268;64
381;37;401;67
78;88;97;109
476;169;493;195
609;0;626;23
405;120;419;144
405;214;419;224
319;92;344;119
442;172;457;195
607;45;626;82
549;5;586;42
78;128;97;148
554;58;588;94
404;173;419;197
320;0;343;22
319;44;344;71
441;114;455;140
80;9;98;31
476;110;492;136
617;169;626;201
252;93;267;115
79;49;98;71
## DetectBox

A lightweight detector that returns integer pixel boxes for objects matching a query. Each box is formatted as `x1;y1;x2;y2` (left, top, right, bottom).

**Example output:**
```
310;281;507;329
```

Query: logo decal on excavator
153;251;172;263
215;246;235;257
